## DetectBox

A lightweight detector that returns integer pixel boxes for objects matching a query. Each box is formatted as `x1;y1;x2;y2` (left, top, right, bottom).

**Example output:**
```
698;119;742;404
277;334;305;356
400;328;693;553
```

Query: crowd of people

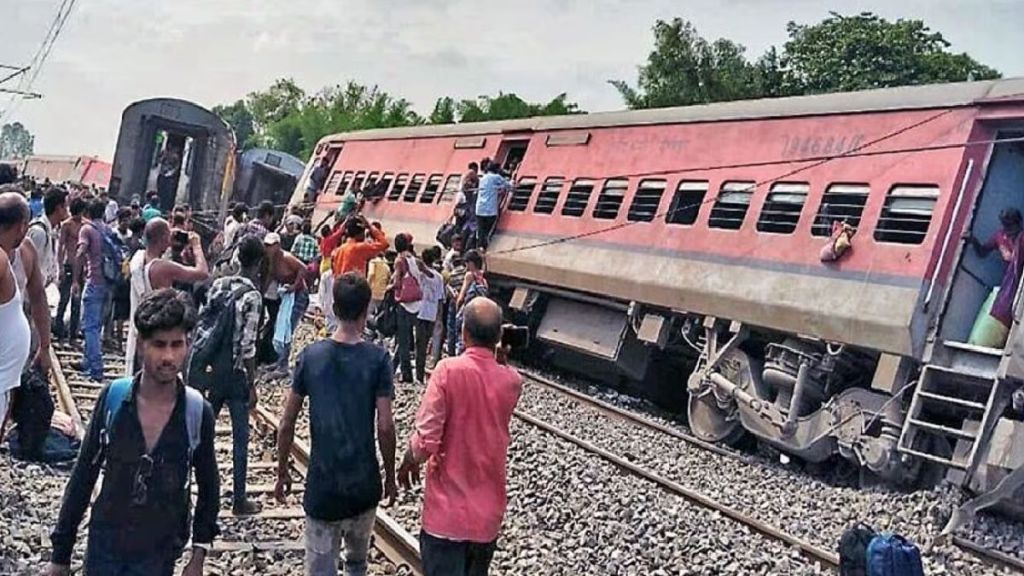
0;160;523;576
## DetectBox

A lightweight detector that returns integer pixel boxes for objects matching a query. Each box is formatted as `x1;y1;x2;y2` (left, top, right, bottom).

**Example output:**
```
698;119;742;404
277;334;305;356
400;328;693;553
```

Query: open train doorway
148;130;195;212
938;130;1024;350
496;137;530;177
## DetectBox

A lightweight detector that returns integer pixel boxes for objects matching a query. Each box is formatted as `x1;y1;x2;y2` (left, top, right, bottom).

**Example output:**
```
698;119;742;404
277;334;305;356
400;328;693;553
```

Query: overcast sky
3;0;1023;158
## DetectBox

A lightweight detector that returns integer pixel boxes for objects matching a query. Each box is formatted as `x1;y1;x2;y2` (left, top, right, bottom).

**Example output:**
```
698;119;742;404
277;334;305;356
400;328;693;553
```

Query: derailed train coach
295;78;1024;502
108;98;304;227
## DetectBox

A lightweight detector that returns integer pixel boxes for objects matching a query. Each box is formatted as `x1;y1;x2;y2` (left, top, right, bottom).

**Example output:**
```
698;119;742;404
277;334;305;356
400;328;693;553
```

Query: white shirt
0;258;31;395
25;217;57;286
104;199;119;223
417;268;445;323
224;216;241;248
125;250;155;376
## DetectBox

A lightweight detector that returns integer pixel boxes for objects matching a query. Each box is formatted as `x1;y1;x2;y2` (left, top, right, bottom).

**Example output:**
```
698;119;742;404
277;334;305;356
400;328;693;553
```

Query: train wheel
687;349;752;446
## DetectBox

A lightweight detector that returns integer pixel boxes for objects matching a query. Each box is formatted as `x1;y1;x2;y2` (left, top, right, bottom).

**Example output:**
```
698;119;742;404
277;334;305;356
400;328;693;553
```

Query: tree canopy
613;12;1001;109
0;122;34;159
214;81;583;158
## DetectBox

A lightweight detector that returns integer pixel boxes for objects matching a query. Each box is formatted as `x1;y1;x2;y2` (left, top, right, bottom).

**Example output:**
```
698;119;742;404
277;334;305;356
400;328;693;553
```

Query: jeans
446;300;459;357
395;307;420;382
258;297;281;365
476;215;497;250
54;264;80;340
276;289;310;372
81;282;108;380
85;527;178;576
430;308;445;367
304;509;376;576
209;392;249;504
419;531;496;576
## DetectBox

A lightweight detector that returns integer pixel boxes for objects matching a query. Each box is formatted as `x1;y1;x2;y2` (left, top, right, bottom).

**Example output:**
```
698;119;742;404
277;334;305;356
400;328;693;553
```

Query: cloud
2;0;1020;158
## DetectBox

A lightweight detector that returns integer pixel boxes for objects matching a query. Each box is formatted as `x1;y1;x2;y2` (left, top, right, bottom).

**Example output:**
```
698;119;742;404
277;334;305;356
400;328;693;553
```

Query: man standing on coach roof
399;297;522;576
48;289;219;576
276;272;398;576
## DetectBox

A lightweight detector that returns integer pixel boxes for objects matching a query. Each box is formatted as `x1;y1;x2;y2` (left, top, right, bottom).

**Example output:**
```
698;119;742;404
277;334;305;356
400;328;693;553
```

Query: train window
340;172;355;195
666;181;709;225
874;184;939;245
379;173;395;199
509;177;537;212
389;174;408;201
534;177;564;214
708;181;755;230
628;179;666;222
404;174;425;202
562;178;595;217
593;179;629;220
353;171;367;192
439;175;461;203
324;171;345;196
366;172;380;184
420;174;444;203
756;182;809;234
811;183;870;236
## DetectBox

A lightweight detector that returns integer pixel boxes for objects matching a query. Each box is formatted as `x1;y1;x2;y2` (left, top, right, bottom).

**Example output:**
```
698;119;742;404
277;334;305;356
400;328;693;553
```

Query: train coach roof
321;77;1024;144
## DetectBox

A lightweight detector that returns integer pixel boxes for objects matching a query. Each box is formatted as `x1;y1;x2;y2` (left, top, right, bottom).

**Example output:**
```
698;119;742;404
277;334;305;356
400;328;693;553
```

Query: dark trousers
258;297;281;365
85;527;178;576
54;263;80;340
209;392;250;504
396;308;430;382
476;215;497;250
420;531;496;576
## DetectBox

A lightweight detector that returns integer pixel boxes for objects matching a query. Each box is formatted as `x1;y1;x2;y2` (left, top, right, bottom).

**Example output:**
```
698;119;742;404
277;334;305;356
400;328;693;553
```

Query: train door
938;130;1024;350
495;137;530;177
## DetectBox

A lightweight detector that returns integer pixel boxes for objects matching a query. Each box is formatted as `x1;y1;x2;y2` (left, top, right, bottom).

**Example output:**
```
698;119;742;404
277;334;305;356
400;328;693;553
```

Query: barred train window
379;173;395;199
593;179;628;220
756;182;809;234
404;174;425;202
534;177;564;214
509;177;537;211
352;171;367;191
874;185;939;245
324;171;344;196
708;181;755;230
419;174;443;203
666;181;708;225
562;178;595;217
439;175;461;203
389;174;408;201
366;172;380;184
340;172;354;195
812;183;870;236
628;180;666;222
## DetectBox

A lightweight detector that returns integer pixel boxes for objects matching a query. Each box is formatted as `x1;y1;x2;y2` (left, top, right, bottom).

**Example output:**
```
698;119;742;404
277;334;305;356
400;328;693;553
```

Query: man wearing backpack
72;198;114;381
47;289;219;576
190;235;264;515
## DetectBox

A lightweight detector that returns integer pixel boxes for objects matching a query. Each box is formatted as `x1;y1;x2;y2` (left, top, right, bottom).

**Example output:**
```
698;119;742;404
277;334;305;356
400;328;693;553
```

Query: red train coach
295;79;1024;495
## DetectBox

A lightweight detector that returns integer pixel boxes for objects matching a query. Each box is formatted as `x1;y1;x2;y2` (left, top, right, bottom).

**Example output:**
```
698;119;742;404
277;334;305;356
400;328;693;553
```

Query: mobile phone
173;230;189;244
501;324;530;349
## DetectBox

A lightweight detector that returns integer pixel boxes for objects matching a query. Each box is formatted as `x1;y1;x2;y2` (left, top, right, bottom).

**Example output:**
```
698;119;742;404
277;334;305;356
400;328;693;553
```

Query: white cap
263;232;281;245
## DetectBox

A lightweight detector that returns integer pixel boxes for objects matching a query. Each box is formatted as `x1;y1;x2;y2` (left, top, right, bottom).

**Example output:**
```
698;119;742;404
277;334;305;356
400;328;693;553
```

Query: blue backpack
866;534;924;576
95;224;128;287
97;377;204;485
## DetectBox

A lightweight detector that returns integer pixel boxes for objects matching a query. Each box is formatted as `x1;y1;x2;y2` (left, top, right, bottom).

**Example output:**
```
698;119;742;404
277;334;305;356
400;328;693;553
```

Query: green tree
452;92;582;123
211;100;256;150
429;97;457;124
0;122;34;159
610;18;763;109
246;78;306;138
783;12;1001;93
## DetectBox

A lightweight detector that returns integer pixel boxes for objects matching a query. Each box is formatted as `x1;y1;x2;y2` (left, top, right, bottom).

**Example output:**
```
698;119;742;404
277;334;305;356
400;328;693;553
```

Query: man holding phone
398;297;522;576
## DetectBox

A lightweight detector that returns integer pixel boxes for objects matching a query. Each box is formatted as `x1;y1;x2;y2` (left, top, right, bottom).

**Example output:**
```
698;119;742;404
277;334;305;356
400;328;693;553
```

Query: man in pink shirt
398;297;521;576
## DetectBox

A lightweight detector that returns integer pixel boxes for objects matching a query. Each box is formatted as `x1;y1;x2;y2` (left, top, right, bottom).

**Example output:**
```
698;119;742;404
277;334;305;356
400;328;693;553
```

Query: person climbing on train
967;207;1024;348
275;272;397;576
305;156;331;203
48;289;219;576
454;162;479;243
475;162;509;252
125;217;210;375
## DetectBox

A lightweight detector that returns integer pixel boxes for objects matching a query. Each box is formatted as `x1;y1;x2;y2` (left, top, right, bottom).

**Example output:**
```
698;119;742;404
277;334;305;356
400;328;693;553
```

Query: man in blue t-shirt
275;272;397;576
474;162;509;251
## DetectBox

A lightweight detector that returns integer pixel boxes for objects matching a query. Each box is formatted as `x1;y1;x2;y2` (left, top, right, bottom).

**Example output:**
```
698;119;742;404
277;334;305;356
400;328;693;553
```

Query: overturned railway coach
296;78;1024;496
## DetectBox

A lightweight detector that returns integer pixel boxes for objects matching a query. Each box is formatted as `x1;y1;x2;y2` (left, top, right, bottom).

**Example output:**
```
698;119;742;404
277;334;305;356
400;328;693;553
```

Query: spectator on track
142;192;162;221
54;195;86;342
48;289;219;576
72;198;110;381
26;186;68;289
0;196;34;442
264;232;309;377
275;272;397;576
239;200;275;244
398;297;521;576
125;217;210;376
418;246;446;371
454;249;488;354
332;215;389;278
290;220;320;266
392;233;425;384
223;202;247;249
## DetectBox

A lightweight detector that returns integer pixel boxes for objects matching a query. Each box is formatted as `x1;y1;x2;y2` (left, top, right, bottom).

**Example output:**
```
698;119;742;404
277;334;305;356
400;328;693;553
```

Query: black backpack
371;289;398;338
185;282;254;394
839;522;878;576
10;366;55;462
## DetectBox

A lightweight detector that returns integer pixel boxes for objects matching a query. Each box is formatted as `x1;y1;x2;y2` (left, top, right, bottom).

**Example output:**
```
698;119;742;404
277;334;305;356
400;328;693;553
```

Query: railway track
515;366;1024;575
47;341;422;575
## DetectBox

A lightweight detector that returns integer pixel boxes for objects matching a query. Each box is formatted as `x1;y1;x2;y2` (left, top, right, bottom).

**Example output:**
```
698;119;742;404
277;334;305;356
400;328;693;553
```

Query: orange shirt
332;227;389;277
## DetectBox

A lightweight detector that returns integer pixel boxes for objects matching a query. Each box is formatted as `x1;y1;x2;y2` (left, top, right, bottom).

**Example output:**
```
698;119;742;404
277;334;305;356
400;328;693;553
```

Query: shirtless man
54;196;86;341
262;233;308;377
124;218;210;375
